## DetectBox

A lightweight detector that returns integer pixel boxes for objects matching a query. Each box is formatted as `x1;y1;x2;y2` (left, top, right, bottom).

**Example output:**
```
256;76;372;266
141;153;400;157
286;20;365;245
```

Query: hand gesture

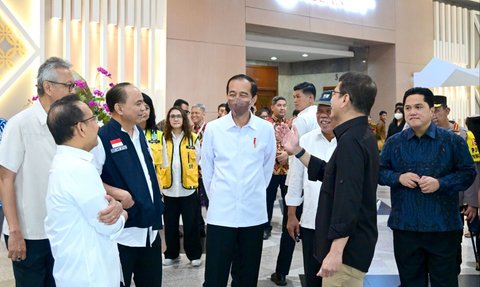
418;176;440;193
399;172;420;189
276;150;289;165
275;124;301;155
98;195;125;225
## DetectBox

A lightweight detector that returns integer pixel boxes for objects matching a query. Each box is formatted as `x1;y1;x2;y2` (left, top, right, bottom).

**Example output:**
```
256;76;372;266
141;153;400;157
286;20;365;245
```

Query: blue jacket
98;118;163;230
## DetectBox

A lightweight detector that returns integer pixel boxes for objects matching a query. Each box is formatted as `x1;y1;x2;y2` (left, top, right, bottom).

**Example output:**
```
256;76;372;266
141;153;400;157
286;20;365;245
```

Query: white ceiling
246;32;354;63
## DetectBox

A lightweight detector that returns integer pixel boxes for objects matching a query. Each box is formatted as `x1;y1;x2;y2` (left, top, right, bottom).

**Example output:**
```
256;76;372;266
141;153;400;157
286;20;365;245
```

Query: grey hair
37;57;72;96
192;103;206;113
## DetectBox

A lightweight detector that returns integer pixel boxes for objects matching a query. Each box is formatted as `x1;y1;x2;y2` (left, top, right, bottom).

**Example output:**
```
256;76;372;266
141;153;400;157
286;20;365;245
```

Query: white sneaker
191;259;202;267
163;257;180;266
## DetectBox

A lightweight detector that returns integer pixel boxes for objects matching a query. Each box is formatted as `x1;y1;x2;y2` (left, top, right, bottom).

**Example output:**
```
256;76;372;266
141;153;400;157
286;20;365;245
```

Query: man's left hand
418;176;440;193
317;249;342;278
98;195;124;225
462;205;478;222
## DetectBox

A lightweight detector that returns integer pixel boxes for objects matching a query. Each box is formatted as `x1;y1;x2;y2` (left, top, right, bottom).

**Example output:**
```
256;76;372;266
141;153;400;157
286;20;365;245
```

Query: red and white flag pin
110;138;123;148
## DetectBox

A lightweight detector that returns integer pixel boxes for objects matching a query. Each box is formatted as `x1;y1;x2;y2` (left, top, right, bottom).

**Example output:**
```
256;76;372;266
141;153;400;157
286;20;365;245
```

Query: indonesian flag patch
110;138;123;148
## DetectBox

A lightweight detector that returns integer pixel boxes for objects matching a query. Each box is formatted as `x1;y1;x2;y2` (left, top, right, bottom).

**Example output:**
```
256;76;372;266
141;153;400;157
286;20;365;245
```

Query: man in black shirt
278;72;378;287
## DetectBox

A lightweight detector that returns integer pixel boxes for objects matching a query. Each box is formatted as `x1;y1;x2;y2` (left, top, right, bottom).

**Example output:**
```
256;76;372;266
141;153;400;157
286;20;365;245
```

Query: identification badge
110;138;127;153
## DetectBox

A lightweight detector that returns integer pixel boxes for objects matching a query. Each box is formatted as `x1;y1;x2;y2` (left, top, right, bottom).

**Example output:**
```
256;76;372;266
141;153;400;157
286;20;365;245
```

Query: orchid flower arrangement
73;67;115;124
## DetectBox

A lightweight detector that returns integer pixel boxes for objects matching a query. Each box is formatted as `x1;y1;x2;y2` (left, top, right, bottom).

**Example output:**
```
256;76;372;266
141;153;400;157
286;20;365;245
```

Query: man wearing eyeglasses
0;57;120;287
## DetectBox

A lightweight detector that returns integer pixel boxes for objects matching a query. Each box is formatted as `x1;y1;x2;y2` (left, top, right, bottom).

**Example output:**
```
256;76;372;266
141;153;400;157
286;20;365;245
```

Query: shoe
163;256;180;266
263;229;271;240
191;259;202;267
270;272;286;286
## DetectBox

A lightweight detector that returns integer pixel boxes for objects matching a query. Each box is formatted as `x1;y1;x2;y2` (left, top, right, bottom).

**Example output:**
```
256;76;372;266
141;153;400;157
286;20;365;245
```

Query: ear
251;95;257;106
341;93;350;108
73;122;86;138
114;103;123;115
43;81;52;95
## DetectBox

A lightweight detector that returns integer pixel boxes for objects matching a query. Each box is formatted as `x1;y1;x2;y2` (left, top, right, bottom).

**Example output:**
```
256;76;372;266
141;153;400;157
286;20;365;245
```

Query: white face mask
394;113;403;120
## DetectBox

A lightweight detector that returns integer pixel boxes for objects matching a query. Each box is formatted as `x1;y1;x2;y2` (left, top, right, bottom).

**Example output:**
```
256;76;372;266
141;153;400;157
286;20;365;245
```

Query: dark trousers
264;175;287;231
275;186;302;276
118;233;162;287
4;235;55;287
393;229;460;287
164;193;202;260
203;224;264;287
301;227;322;287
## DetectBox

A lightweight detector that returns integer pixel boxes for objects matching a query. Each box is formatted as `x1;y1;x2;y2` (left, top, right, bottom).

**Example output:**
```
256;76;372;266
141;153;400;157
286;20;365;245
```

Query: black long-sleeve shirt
308;116;379;273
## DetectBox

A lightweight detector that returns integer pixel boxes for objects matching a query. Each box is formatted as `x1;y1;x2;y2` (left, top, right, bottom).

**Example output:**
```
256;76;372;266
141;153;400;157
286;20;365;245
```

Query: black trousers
275;186;303;276
393;229;460;287
203;224;264;287
301;227;322;287
264;174;287;231
118;233;162;287
163;193;202;260
4;235;55;287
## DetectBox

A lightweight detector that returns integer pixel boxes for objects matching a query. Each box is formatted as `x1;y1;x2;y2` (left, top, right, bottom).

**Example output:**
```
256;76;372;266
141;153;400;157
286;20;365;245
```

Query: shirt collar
171;131;185;140
225;111;258;130
333;116;368;139
110;118;140;139
316;128;337;143
57;145;94;162
33;100;48;126
298;105;316;116
406;122;436;140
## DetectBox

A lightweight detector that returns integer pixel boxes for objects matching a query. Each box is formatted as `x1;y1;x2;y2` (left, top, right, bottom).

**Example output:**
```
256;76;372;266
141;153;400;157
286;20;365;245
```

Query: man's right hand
399;172;421;189
7;230;26;262
286;213;300;241
275;124;301;156
117;189;135;209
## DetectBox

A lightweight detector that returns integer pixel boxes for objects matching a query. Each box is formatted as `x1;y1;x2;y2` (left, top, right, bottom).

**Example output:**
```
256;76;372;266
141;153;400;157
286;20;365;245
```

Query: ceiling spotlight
362;60;367;63
270;56;278;61
302;53;309;58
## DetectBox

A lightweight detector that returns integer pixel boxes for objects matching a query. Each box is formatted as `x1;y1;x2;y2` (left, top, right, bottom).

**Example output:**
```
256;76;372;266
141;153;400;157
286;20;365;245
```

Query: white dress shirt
286;104;319;185
285;128;336;229
91;125;157;247
0;100;55;239
201;112;276;227
45;145;125;287
161;131;201;197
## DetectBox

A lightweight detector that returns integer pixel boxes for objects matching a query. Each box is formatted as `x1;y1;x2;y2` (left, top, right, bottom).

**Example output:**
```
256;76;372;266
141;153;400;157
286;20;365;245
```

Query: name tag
111;145;128;153
186;145;195;149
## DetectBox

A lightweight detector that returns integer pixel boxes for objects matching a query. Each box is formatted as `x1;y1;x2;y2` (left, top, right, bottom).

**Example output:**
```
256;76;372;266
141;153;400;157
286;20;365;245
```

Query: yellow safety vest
160;133;199;190
145;129;163;182
466;130;480;163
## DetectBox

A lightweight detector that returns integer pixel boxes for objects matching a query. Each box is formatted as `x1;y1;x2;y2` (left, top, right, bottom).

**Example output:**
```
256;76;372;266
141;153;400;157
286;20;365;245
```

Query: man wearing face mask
201;74;276;287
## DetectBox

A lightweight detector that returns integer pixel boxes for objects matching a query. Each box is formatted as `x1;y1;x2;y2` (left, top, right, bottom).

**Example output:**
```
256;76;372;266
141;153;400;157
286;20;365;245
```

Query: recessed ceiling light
362;60;367;63
302;53;309;57
270;56;277;61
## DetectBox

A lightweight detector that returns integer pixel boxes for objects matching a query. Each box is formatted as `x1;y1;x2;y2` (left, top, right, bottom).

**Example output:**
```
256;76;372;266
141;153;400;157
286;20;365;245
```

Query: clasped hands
399;172;440;193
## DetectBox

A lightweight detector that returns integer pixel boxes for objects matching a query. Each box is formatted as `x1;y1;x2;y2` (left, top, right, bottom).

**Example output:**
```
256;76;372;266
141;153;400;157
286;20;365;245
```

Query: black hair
338;72;377;115
218;103;227;111
106;82;131;113
379;110;387;116
292;109;300;117
403;87;434;108
293;82;316;98
256;107;271;118
47;94;84;145
272;96;286;105
142;93;158;131
173;99;189;108
395;102;403;109
226;74;257;96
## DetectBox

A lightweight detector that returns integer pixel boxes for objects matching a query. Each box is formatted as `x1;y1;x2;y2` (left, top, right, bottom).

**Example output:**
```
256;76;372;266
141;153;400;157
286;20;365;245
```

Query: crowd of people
0;57;478;287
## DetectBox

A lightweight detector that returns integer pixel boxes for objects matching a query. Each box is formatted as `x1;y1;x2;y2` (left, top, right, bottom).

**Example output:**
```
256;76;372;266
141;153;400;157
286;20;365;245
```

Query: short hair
106;82;131;113
272;96;286;105
257;107;271;117
292;109;300;117
293;82;316;98
173;99;189;108
37;57;72;96
218;103;227;111
226;74;257;96
379;110;387;116
47;94;84;145
395;102;403;109
142;93;157;131
338;72;377;115
403;87;434;108
192;103;206;113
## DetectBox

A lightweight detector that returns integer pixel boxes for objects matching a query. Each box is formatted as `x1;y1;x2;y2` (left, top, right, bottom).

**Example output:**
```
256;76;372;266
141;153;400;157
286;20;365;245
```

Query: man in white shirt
91;83;164;287
45;94;126;287
286;91;337;287
0;57;120;287
201;74;276;287
271;82;319;286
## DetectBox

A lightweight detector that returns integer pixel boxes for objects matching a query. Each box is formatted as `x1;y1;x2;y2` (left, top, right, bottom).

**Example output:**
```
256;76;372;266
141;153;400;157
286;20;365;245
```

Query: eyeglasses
332;90;345;96
47;80;76;91
169;114;183;119
72;115;96;126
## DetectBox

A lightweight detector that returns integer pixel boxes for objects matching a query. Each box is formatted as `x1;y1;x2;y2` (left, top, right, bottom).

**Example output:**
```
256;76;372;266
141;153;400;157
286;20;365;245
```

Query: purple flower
88;100;96;107
93;89;104;96
74;80;87;89
107;73;112;77
96;67;109;76
31;95;39;101
102;104;110;112
109;82;114;87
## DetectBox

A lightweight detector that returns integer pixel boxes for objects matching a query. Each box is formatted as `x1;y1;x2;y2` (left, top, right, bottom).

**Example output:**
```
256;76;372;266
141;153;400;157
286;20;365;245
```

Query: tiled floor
1;185;479;286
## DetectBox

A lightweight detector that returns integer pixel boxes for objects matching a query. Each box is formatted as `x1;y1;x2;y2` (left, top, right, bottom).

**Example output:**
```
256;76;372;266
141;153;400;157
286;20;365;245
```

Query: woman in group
387;106;406;139
160;106;203;267
139;93;163;176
